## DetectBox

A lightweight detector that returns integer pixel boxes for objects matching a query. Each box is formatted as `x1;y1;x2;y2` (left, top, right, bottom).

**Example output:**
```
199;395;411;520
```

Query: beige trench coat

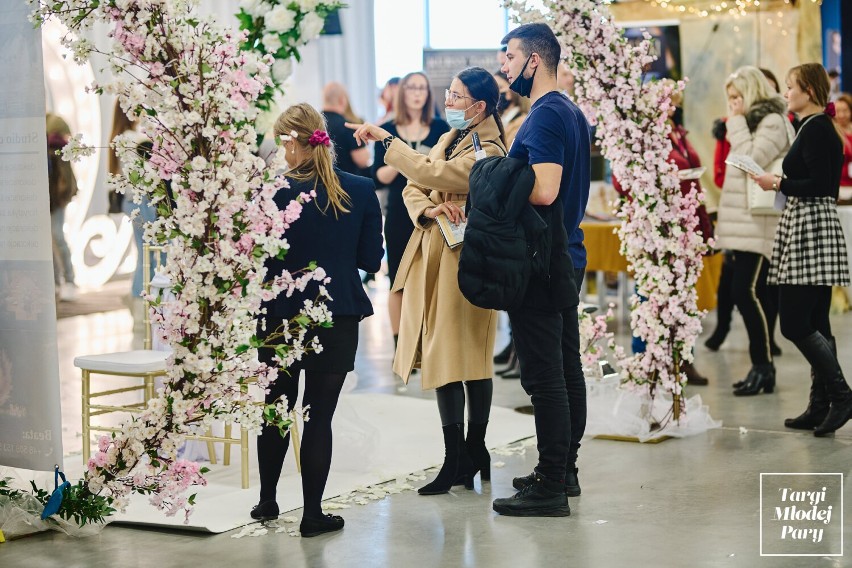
384;116;507;389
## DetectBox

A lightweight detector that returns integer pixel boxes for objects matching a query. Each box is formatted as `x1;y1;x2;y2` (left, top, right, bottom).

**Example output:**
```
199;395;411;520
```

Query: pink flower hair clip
308;129;331;147
825;101;836;118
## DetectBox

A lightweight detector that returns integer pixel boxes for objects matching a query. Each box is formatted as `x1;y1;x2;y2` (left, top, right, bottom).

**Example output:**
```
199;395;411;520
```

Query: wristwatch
382;135;395;150
772;176;779;191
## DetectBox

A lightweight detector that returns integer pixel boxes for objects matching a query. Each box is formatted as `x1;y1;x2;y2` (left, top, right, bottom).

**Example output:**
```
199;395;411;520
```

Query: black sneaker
250;500;279;521
300;514;344;537
512;468;581;496
492;476;570;517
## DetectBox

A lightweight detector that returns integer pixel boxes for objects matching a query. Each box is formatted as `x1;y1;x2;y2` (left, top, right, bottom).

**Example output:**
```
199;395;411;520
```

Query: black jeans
730;251;773;366
507;268;585;482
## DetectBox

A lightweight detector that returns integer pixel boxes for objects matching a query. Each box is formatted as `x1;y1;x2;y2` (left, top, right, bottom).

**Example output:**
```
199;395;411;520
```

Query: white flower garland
237;0;343;132
28;0;336;524
508;0;709;421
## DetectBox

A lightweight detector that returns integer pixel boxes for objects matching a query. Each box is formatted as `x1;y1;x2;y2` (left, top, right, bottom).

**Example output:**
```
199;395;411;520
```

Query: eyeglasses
404;85;429;92
445;89;473;104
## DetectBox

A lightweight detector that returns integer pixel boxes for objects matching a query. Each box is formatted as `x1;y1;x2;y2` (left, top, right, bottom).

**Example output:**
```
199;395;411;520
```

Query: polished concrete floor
3;279;852;568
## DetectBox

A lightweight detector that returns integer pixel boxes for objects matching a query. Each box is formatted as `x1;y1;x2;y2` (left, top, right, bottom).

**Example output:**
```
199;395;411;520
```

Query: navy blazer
264;169;384;319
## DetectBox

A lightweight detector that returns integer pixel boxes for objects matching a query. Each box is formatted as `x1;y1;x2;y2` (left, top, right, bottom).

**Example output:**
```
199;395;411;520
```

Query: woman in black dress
372;71;449;349
250;103;383;536
752;63;851;436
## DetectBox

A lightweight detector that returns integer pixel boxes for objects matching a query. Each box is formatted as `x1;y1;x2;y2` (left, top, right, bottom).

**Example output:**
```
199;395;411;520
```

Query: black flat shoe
300;514;344;537
250;500;279;521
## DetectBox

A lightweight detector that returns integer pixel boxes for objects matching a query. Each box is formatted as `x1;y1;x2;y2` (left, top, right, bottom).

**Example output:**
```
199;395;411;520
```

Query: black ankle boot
785;338;834;430
464;421;490;482
792;333;852;437
704;325;729;351
493;340;514;365
733;364;776;396
419;424;470;495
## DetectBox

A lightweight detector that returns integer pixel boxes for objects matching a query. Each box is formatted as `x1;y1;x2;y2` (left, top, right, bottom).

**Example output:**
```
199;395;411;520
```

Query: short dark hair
501;23;561;73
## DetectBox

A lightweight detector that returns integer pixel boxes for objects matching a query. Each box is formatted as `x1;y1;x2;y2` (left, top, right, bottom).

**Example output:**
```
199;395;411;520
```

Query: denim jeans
507;268;585;482
50;208;74;284
123;193;161;298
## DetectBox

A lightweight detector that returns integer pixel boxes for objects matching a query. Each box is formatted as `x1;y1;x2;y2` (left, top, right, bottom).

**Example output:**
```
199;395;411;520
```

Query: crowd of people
46;16;850;539
251;22;592;534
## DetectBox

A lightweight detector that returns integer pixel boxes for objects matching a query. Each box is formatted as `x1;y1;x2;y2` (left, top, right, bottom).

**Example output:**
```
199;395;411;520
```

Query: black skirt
261;315;360;373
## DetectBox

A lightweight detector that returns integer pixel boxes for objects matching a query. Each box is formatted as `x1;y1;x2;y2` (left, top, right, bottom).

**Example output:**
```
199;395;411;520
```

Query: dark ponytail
456;66;507;146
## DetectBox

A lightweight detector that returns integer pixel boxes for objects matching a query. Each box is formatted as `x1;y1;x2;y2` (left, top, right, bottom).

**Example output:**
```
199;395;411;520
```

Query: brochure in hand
436;212;466;249
725;154;765;177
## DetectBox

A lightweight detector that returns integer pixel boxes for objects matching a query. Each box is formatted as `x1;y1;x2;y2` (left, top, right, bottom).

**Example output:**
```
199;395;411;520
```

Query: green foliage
0;477;114;527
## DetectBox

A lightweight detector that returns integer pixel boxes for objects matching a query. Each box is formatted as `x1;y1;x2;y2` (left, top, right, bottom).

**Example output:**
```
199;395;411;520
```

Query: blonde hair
274;103;350;217
726;66;776;112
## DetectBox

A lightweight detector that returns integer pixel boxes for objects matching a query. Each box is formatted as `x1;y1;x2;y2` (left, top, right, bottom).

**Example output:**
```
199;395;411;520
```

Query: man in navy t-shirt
492;22;591;519
508;91;591;274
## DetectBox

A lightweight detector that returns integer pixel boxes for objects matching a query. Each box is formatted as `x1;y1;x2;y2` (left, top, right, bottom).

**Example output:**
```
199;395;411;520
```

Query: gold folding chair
75;244;169;463
77;244;302;486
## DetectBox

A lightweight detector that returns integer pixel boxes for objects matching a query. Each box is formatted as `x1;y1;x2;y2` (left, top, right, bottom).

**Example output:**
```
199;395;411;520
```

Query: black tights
257;366;347;519
435;380;493;426
778;284;832;342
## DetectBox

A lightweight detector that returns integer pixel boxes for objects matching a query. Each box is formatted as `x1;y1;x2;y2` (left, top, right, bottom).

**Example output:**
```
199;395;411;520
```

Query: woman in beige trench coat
350;67;507;496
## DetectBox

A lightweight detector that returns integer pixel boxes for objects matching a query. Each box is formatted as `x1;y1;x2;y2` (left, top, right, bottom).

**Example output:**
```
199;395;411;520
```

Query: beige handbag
747;157;783;215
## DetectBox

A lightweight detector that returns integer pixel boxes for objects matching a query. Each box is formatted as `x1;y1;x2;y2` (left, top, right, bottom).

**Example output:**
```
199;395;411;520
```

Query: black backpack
459;156;547;311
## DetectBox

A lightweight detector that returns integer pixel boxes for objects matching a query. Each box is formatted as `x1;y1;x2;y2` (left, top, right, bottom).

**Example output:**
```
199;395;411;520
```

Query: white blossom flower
272;58;293;82
264;6;296;33
298;12;325;42
261;33;282;53
297;0;321;11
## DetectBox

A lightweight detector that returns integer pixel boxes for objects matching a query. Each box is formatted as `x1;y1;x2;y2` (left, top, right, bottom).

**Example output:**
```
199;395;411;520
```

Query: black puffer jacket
459;156;544;311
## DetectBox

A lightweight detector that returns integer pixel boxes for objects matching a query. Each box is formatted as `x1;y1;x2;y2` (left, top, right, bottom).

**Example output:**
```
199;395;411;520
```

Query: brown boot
682;361;708;386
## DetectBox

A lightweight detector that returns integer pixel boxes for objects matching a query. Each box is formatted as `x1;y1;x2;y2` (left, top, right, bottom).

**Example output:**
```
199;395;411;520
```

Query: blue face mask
445;103;480;129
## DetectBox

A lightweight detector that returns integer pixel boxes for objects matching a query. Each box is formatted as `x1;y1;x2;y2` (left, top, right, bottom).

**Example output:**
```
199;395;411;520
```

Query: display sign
0;3;65;471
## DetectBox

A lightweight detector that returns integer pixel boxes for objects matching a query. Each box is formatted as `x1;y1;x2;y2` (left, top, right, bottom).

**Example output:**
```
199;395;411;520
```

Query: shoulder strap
450;140;507;160
794;114;820;142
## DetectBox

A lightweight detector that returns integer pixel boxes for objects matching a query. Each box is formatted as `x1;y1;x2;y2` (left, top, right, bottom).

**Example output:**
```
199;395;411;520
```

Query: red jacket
841;132;852;187
614;124;713;242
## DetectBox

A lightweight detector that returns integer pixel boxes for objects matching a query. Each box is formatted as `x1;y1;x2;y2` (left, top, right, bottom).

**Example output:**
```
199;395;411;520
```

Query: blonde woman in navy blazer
251;103;383;537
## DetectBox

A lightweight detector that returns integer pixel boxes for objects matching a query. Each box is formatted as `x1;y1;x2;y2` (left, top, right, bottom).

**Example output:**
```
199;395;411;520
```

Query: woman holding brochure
715;66;794;396
348;67;507;495
752;63;851;436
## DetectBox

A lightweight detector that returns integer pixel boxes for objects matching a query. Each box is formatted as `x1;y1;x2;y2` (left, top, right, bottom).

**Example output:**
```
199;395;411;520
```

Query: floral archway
507;0;709;424
1;0;339;527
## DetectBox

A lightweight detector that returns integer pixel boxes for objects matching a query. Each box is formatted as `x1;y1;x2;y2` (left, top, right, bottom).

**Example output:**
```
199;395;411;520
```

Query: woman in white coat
715;66;794;396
